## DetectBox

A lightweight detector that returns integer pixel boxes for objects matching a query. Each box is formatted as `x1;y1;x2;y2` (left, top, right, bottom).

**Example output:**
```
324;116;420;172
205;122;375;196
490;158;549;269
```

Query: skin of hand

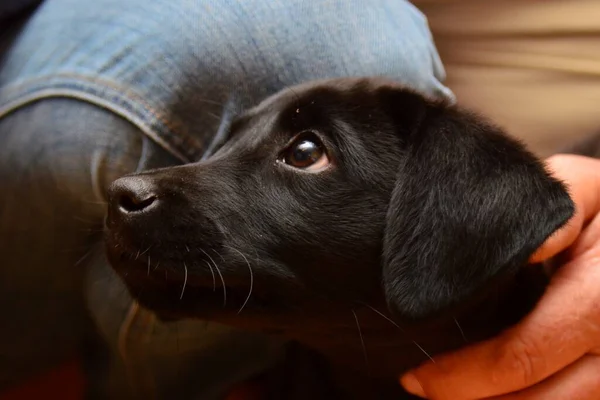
400;154;600;400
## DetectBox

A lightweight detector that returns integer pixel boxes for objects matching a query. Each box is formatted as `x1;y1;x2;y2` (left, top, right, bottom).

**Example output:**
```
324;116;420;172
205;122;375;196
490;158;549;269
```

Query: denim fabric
0;0;453;162
0;0;453;398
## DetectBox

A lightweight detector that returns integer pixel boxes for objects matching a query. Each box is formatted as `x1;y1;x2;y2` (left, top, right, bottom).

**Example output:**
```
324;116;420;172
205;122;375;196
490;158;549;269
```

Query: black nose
108;176;158;216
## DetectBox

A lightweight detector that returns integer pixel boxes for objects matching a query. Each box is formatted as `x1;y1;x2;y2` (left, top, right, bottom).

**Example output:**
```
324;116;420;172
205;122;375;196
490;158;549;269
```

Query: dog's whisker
212;248;226;262
206;111;221;121
200;248;218;274
153;261;160;271
411;341;435;364
147;257;151;277
185;245;190;253
454;317;468;343
74;248;94;267
200;248;223;294
213;264;227;307
360;303;436;364
224;246;254;314
201;248;227;306
196;97;224;107
134;250;141;260
139;245;153;257
180;262;188;300
358;303;404;330
351;309;370;376
203;260;217;291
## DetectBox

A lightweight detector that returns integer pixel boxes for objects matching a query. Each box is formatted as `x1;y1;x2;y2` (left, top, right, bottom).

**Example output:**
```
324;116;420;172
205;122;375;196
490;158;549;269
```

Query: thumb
530;154;600;264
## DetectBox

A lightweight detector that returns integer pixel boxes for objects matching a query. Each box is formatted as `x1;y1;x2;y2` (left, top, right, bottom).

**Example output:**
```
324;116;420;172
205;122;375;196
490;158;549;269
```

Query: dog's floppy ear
380;90;574;322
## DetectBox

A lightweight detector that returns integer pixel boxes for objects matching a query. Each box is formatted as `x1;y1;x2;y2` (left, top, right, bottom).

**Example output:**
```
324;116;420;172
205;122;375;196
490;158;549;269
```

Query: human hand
400;154;600;399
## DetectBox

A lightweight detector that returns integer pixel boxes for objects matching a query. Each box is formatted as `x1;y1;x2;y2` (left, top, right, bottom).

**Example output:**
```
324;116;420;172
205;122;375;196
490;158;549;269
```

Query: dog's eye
281;132;330;171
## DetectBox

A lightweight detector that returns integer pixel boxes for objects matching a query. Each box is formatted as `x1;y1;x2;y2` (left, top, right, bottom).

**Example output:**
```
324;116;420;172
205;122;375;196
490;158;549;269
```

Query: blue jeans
0;0;453;398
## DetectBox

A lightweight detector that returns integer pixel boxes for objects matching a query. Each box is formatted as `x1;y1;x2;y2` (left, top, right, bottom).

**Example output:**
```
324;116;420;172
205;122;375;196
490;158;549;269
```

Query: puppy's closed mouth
107;244;291;321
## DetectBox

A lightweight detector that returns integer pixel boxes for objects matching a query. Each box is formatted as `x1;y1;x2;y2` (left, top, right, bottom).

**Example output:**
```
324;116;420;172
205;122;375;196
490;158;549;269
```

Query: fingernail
400;373;426;397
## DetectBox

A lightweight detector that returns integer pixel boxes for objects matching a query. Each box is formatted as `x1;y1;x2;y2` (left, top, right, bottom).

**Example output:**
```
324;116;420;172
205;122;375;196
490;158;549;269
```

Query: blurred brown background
414;0;600;156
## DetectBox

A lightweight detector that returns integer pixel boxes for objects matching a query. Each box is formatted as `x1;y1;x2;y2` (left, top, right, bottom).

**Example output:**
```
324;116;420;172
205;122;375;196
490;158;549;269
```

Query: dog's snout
109;176;158;216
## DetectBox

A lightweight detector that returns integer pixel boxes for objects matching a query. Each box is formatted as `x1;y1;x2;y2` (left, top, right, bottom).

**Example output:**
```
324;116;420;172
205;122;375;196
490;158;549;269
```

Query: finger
487;353;600;400
530;154;600;264
565;212;600;260
400;255;600;400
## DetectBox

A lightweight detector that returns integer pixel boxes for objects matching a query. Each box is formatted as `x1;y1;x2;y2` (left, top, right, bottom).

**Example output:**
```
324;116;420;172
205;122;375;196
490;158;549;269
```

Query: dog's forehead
253;77;387;112
225;77;415;152
227;83;337;144
236;78;392;134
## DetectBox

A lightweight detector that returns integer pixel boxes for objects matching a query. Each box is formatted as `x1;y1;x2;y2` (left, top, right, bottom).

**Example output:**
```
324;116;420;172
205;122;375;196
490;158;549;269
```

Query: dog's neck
289;306;463;375
281;271;547;399
277;301;465;398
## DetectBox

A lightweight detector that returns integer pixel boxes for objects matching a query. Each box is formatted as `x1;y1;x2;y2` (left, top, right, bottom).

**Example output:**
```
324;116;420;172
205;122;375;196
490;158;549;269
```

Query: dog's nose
108;176;158;216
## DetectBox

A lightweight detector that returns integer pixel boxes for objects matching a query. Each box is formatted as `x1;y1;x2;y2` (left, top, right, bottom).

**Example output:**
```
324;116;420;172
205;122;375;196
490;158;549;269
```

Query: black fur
104;78;574;398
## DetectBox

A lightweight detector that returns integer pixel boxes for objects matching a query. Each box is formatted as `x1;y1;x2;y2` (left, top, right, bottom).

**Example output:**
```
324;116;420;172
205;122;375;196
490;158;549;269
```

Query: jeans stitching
0;74;207;162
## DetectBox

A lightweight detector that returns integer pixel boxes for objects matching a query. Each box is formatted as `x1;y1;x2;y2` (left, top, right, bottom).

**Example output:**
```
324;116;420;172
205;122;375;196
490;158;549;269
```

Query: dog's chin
104;241;293;331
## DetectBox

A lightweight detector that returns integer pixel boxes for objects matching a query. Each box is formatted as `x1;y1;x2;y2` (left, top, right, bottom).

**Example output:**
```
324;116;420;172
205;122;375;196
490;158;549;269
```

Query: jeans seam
0;74;205;163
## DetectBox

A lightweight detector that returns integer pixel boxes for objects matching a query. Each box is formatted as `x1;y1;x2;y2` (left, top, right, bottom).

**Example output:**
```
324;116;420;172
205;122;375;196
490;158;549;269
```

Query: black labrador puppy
104;78;575;399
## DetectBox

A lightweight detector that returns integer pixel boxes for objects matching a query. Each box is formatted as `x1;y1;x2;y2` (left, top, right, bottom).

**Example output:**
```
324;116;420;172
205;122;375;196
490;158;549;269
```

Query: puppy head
104;78;573;332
